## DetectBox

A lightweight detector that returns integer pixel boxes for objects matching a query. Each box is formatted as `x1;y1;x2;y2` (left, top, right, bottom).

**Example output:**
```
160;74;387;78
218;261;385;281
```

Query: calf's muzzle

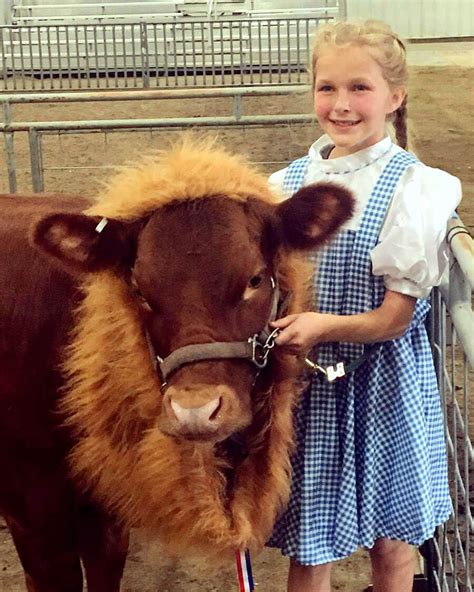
160;384;249;440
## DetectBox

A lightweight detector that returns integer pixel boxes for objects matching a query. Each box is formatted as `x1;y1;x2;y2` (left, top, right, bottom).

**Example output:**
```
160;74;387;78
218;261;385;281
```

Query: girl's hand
271;290;416;355
271;312;335;355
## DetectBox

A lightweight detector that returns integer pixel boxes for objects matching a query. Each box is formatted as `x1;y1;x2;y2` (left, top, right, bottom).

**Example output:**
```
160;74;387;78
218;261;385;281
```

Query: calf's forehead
135;197;272;280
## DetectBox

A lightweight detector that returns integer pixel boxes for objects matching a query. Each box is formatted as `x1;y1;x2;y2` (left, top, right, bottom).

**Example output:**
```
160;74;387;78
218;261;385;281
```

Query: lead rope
235;549;254;592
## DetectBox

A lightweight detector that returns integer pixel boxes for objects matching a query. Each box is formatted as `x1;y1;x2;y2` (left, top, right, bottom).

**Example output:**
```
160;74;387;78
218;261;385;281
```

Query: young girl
267;20;462;592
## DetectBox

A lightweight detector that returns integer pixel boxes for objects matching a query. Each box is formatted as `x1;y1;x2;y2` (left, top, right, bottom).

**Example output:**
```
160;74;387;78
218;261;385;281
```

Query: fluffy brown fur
60;137;311;558
86;136;277;220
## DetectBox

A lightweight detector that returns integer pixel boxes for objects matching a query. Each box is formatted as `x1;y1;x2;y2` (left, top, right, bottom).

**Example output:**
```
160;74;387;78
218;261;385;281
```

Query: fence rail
0;85;314;193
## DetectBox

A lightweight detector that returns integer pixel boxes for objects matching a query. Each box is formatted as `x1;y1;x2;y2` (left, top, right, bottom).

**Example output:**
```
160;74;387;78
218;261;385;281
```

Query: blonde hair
311;20;409;149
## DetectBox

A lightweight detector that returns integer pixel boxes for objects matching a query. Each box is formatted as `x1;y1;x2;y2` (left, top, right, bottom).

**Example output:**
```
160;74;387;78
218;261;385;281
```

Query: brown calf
0;138;353;591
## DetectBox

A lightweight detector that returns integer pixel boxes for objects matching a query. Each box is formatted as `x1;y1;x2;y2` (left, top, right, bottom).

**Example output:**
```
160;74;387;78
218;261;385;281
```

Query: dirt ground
0;63;472;591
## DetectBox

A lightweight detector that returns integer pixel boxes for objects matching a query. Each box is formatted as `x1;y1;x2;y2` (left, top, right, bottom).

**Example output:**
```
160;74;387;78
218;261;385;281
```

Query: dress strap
341;150;419;316
282;156;310;197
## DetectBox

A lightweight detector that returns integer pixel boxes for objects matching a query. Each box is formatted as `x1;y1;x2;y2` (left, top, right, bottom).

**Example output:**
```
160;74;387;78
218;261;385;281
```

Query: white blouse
269;135;462;299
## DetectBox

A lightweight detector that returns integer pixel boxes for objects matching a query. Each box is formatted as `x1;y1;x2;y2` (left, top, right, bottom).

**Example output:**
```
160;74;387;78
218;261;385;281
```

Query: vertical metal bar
28;128;44;193
239;20;244;84
338;0;348;20
75;25;81;88
83;25;91;88
0;27;8;91
451;327;459;586
163;23;169;87
191;21;196;86
94;25;100;88
438;296;448;592
268;20;272;83
28;26;35;90
3;101;17;193
248;20;254;84
104;25;111;89
140;22;149;89
220;21;224;85
200;21;206;86
233;95;242;121
55;26;63;89
8;29;14;91
306;19;310;81
37;26;45;89
46;26;53;89
9;26;17;90
229;21;235;85
209;22;215;86
122;24;128;88
286;19;291;84
4;131;17;193
172;22;178;86
7;28;16;90
65;25;72;89
111;24;118;88
258;20;263;83
277;19;282;84
296;19;301;84
131;24;138;86
17;27;26;90
463;357;471;591
153;24;159;87
181;22;188;87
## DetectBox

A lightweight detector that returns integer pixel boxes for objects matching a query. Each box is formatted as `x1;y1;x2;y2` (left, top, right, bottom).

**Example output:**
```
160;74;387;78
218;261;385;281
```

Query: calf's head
31;142;355;555
34;179;352;445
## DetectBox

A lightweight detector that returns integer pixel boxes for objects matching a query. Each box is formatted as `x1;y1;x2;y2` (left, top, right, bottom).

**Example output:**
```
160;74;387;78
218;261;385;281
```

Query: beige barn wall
346;0;474;38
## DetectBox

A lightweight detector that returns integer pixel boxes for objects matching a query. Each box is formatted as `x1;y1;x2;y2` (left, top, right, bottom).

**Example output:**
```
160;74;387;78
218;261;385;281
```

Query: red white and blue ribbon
235;549;254;592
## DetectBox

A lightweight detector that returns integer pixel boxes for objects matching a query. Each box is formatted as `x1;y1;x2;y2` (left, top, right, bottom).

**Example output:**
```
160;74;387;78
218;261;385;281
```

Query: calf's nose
169;397;222;431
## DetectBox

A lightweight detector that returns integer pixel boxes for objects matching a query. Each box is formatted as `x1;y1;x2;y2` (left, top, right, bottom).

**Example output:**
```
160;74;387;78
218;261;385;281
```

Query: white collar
308;135;394;174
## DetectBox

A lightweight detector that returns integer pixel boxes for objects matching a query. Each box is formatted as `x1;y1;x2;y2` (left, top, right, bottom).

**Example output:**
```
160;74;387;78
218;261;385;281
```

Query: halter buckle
249;335;269;369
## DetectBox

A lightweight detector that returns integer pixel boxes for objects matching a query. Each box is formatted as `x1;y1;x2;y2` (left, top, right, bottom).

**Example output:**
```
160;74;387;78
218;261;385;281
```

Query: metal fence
428;220;473;592
0;88;472;592
0;86;315;193
0;16;335;90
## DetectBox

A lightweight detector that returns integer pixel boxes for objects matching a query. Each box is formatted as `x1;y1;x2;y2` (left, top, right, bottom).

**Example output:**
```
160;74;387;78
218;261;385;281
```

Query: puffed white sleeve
370;164;462;299
268;167;287;199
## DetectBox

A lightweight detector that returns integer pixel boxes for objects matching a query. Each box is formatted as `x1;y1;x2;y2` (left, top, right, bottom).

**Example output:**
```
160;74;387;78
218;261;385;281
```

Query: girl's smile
329;119;362;127
313;45;405;158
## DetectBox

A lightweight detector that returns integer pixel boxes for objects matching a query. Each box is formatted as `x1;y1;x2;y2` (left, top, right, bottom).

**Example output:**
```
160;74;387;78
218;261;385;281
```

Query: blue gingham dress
268;151;452;565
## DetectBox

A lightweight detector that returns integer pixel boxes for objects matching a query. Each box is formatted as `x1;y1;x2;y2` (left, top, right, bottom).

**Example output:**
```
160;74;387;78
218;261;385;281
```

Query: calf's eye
248;275;263;289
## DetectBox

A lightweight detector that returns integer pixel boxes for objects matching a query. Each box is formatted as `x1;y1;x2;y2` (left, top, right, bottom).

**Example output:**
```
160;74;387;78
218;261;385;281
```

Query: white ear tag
95;217;108;234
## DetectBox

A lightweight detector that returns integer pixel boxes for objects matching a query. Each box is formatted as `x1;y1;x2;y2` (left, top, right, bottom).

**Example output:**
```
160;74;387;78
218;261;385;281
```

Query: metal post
233;95;242;121
338;0;348;20
28;128;44;192
2;101;17;193
4;131;16;193
0;27;8;87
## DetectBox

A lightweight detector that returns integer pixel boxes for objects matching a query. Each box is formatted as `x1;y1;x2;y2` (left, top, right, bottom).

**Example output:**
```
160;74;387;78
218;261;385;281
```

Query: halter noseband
146;277;287;389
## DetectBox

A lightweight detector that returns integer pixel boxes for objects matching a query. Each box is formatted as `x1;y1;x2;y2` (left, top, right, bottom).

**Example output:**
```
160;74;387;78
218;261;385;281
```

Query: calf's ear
275;182;354;250
32;213;140;274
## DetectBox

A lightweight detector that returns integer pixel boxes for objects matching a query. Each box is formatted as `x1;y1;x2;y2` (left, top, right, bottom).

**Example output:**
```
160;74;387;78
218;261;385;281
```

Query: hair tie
389;33;407;53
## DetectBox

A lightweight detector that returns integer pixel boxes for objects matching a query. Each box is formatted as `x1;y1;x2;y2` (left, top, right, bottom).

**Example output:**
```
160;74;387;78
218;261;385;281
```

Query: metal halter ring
249;328;281;369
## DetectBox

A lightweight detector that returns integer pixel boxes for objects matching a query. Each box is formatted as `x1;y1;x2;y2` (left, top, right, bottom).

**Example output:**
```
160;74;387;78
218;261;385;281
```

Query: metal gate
0;15;340;90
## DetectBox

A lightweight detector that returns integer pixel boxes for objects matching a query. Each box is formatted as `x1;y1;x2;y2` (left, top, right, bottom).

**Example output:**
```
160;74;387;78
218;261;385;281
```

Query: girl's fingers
270;314;298;328
275;327;294;345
